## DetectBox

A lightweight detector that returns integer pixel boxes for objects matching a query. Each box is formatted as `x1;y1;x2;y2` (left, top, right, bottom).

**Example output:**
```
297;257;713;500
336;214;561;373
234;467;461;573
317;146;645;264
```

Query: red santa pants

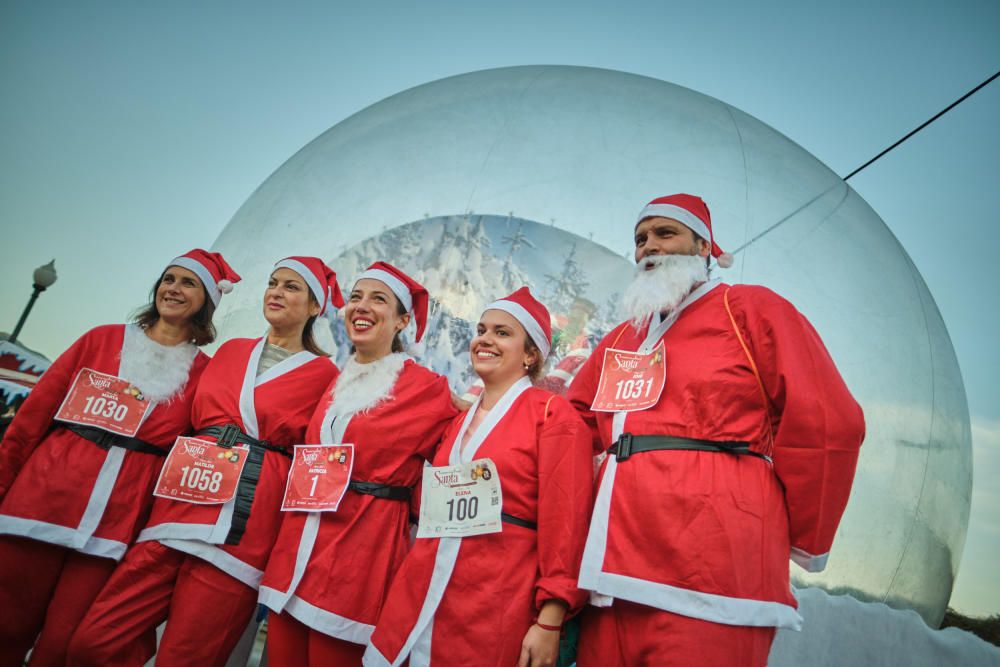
267;611;366;665
68;540;258;667
576;599;776;667
0;535;116;667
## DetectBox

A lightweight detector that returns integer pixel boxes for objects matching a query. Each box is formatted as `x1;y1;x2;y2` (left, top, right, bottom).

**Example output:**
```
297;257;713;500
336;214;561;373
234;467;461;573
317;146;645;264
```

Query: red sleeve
534;394;594;614
566;323;629;455
730;286;866;572
409;374;460;521
0;330;91;498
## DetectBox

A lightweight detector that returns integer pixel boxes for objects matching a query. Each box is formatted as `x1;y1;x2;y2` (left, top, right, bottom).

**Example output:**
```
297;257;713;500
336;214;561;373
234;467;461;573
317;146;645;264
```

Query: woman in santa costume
258;261;458;665
364;287;594;667
0;249;235;667
69;256;341;667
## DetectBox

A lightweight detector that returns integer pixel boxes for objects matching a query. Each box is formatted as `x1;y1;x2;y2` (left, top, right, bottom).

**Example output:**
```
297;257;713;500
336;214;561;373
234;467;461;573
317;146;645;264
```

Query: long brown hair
133;269;216;346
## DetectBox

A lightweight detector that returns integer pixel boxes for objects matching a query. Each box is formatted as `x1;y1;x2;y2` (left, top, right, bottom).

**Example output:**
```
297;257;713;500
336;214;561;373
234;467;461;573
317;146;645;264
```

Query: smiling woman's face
470;309;536;387
156;266;206;326
345;278;409;362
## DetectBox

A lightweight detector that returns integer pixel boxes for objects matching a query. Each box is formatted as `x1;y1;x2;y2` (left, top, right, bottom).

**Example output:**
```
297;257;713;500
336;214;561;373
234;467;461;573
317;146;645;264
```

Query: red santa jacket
569;281;865;629
137;337;338;588
259;357;457;644
0;324;208;560
365;377;593;667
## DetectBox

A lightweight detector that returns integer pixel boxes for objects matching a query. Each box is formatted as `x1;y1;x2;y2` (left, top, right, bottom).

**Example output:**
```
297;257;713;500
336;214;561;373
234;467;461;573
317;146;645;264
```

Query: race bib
153;437;248;504
55;368;153;437
590;341;666;412
417;458;502;538
281;445;354;512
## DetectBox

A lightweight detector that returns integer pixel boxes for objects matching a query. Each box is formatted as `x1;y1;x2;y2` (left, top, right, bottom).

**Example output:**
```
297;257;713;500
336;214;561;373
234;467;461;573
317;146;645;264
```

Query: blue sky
1;1;997;616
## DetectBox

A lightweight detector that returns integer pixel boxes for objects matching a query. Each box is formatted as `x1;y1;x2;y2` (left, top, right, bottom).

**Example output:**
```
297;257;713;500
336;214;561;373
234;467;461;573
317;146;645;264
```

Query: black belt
348;480;413;501
501;513;537;530
611;433;770;463
61;422;167;457
194;424;291;546
195;424;291;457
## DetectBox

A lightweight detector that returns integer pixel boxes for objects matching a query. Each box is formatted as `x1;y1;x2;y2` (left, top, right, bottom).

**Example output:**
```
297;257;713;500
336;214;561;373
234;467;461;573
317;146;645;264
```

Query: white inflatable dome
210;65;972;626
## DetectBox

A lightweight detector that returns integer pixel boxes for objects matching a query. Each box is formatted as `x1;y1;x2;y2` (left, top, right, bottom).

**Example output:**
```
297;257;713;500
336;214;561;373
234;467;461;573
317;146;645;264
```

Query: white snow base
769;587;1000;666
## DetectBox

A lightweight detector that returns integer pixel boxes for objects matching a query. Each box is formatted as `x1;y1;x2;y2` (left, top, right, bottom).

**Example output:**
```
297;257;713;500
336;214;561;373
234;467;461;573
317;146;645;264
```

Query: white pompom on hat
168;249;242;306
636;194;734;268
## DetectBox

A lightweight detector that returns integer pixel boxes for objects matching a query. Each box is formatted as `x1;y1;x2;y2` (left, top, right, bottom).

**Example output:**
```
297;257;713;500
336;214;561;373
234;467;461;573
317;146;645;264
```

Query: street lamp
9;260;58;344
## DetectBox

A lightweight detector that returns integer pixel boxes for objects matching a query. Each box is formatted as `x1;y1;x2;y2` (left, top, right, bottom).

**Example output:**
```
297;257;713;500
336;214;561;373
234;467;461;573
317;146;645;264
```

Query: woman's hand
517;623;560;667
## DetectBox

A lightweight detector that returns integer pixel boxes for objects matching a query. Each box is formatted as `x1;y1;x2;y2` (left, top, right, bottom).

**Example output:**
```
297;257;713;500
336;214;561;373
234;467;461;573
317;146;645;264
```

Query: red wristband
535;621;562;632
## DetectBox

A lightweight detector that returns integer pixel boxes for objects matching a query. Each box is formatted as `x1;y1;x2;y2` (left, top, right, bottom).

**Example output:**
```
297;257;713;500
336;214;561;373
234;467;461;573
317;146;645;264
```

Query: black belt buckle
615;433;634;462
216;424;241;449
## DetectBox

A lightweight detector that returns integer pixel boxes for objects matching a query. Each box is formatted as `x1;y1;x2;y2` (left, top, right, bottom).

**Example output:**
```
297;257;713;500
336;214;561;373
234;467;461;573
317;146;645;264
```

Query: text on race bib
55;368;153;437
590;341;666;412
417;458;503;538
153;437;248;505
281;445;354;512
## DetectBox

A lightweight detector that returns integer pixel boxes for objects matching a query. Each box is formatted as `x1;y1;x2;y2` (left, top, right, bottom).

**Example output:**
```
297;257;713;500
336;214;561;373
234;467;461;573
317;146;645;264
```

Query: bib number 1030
55;368;153;437
81;395;129;422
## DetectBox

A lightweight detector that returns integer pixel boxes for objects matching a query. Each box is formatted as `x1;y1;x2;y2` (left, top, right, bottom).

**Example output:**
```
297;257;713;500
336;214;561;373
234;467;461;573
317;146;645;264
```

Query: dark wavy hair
523;336;545;382
302;298;330;358
133;269;216;346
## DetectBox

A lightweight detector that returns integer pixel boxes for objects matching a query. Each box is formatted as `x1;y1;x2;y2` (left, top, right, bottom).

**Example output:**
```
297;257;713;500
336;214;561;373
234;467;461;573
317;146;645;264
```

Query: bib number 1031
591;342;667;412
613;378;656;401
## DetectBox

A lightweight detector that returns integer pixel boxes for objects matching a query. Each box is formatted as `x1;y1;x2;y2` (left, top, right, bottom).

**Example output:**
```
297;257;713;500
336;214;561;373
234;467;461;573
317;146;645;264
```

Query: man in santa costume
569;194;866;666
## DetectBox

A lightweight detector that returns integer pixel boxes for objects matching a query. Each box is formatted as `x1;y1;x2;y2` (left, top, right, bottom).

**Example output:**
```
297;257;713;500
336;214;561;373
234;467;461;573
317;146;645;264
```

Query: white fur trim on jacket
327;354;407;420
119;323;198;403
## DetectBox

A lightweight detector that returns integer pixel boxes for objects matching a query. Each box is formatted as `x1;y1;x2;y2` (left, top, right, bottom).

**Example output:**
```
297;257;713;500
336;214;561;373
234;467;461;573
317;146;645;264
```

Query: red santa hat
355;261;429;342
636;194;734;268
273;256;345;316
483;287;552;358
168;249;241;306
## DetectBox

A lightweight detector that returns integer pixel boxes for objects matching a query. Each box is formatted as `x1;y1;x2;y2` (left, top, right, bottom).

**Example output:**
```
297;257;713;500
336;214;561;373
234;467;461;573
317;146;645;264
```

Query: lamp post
9;260;58;344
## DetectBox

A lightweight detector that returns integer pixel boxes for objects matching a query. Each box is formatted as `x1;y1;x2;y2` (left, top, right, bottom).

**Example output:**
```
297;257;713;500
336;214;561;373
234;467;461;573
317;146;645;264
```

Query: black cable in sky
842;70;999;181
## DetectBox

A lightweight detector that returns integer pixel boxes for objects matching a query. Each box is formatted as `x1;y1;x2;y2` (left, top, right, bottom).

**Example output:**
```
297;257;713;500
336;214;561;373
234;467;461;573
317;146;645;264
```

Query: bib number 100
446;496;479;521
82;396;128;423
614;378;655;401
178;467;223;494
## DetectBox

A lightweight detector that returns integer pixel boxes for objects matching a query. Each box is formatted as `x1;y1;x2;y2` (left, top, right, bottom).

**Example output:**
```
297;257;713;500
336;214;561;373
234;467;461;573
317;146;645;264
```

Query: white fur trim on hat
637;204;712;242
275;258;327;314
170;256;222;306
484;300;551;358
356;269;413;312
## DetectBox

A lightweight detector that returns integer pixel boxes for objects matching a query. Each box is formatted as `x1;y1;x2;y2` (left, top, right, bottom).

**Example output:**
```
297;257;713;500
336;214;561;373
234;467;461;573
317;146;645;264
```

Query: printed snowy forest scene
319;214;633;397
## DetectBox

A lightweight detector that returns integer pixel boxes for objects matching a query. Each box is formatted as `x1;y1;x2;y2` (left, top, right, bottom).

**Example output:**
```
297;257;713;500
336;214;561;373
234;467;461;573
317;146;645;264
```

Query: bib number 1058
177;467;223;494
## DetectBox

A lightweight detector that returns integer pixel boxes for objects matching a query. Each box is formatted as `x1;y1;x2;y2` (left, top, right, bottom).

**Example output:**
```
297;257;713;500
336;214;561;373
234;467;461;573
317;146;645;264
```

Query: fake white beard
622;254;709;329
119;323;199;403
328;352;407;420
